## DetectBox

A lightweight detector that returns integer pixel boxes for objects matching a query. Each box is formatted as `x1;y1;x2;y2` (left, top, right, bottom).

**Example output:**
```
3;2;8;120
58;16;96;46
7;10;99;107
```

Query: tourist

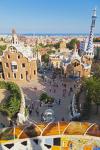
70;87;73;92
41;113;43;121
40;101;42;107
64;84;66;88
74;84;76;88
29;108;32;115
58;99;61;105
36;109;39;116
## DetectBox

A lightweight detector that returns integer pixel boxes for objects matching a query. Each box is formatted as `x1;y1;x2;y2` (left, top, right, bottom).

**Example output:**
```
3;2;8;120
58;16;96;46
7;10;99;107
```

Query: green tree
40;93;54;104
53;42;60;49
0;45;7;51
44;43;53;48
38;43;45;48
6;96;20;117
67;39;79;50
0;81;21;118
41;54;49;64
40;93;48;102
48;96;54;103
0;37;4;41
47;50;55;55
83;77;100;114
92;61;100;78
0;45;7;55
7;82;21;100
93;37;100;42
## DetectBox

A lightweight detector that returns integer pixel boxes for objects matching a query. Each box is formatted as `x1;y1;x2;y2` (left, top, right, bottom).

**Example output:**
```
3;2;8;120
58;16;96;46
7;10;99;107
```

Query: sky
0;0;100;33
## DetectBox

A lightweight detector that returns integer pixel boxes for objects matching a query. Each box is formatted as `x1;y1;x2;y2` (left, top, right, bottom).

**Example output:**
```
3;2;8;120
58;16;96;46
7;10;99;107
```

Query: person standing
29;108;32;115
36;108;39;116
58;99;61;105
41;113;43;121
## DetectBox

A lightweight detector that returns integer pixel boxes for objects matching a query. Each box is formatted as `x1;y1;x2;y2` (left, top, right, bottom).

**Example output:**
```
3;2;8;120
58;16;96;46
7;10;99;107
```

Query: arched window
74;61;80;67
8;73;10;78
18;55;20;59
6;63;9;68
8;55;10;59
14;73;16;78
22;63;25;68
74;62;77;67
21;74;23;79
34;70;36;75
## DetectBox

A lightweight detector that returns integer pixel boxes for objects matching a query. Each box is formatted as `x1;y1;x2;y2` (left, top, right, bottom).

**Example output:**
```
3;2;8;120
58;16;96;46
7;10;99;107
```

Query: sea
0;33;100;37
22;33;100;37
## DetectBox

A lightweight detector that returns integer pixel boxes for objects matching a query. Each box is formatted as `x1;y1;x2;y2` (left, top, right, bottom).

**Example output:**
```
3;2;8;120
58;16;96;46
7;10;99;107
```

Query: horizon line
0;32;100;35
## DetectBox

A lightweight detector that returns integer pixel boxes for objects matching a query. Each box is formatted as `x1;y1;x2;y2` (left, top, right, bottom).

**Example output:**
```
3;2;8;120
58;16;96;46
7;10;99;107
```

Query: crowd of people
25;72;82;123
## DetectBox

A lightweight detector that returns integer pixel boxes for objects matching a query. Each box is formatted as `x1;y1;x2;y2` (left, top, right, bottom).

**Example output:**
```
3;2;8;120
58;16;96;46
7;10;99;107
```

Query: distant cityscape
0;33;100;36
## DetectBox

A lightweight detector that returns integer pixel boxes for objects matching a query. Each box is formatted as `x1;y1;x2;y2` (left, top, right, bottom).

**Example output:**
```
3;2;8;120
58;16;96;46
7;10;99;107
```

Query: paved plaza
20;74;78;123
0;73;100;127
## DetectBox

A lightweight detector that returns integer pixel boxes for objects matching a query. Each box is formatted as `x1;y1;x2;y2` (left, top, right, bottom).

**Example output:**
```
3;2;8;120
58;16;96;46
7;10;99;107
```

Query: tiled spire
86;8;96;57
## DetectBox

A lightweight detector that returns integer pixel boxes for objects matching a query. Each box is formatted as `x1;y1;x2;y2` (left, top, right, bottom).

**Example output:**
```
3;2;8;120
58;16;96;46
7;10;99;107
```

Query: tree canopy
92;62;100;78
41;54;49;64
83;77;100;114
53;42;60;49
67;39;80;50
40;92;54;104
0;45;7;51
0;45;7;55
0;81;21;118
93;37;100;42
47;50;55;55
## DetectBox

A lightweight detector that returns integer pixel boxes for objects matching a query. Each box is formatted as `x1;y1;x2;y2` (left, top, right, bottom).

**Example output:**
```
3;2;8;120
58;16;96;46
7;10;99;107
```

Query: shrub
40;93;48;102
0;45;7;51
0;81;21;118
0;81;7;89
40;92;54;104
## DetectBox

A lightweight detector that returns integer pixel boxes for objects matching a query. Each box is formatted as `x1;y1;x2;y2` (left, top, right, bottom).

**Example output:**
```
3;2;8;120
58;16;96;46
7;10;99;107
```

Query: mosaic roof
0;121;100;144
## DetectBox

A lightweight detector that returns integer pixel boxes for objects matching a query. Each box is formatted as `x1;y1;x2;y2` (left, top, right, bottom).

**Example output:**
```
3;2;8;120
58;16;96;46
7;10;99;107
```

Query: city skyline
0;0;100;33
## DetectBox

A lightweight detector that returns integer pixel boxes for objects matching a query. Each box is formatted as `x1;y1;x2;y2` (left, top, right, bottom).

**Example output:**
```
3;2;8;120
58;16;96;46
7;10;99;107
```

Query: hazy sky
0;0;100;33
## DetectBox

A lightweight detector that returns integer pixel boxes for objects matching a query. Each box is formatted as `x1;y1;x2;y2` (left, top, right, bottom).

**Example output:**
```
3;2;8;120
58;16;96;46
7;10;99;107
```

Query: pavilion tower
85;8;97;58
